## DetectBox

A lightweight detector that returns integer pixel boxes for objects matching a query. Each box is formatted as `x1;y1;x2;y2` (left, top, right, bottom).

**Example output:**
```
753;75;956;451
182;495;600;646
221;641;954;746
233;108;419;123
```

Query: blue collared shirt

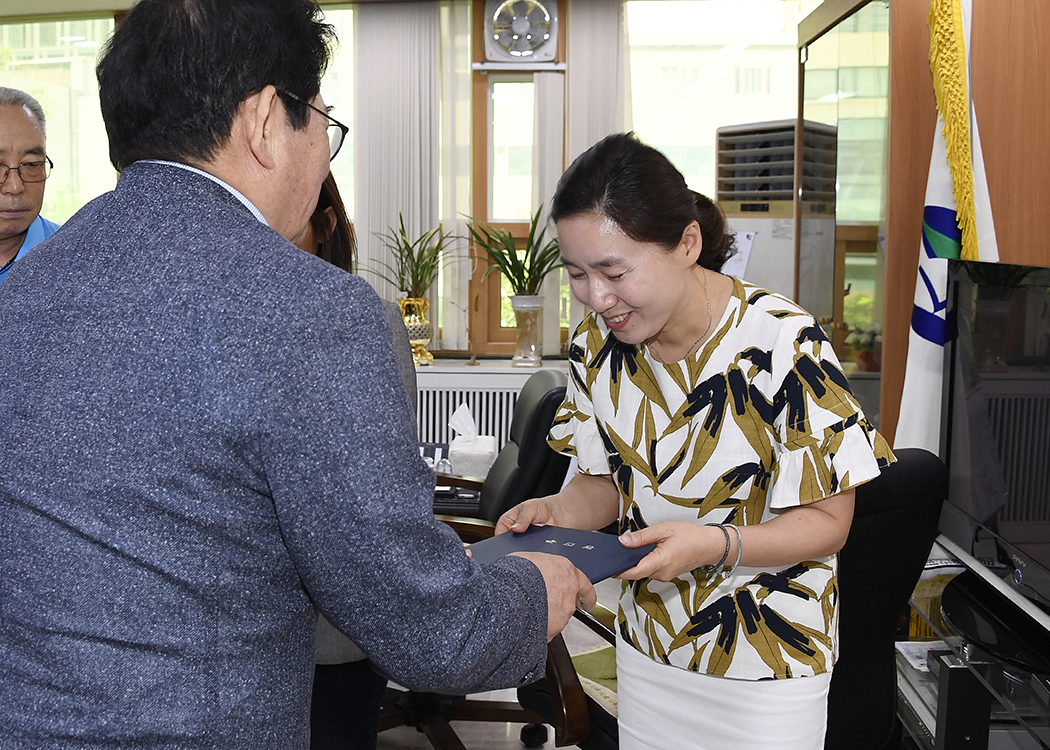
0;214;60;287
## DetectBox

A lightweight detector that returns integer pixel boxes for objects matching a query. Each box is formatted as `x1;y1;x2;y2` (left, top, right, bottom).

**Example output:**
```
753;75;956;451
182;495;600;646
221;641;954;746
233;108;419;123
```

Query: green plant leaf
466;205;561;296
372;213;457;297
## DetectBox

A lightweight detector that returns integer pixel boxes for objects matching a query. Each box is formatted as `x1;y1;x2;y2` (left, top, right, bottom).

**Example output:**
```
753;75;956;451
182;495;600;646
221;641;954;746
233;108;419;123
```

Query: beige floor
376;695;552;750
376;579;619;750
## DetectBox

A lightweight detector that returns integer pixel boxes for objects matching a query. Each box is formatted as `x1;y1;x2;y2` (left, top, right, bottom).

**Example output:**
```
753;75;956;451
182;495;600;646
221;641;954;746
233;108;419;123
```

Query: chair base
379;686;547;750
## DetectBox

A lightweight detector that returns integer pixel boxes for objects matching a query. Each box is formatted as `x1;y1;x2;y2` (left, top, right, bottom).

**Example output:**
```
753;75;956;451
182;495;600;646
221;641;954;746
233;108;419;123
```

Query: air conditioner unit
715;119;836;321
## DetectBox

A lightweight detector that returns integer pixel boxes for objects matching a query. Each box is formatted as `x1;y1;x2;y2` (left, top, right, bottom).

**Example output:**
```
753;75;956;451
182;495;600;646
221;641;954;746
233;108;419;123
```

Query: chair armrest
436;515;496;544
435;471;485;492
574;601;617;646
544;633;591;747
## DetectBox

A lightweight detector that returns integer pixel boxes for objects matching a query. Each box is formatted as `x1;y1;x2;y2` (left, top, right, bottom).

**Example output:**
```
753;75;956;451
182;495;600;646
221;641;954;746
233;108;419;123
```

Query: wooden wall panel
971;1;1050;266
882;0;1050;443
881;0;937;444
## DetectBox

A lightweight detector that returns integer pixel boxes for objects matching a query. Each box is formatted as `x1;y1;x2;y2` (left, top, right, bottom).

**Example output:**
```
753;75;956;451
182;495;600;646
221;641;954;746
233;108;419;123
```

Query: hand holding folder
468;525;656;583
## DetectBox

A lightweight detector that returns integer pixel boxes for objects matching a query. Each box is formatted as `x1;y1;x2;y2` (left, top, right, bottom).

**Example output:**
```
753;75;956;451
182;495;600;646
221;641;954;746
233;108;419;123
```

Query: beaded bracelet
699;522;731;574
720;523;744;580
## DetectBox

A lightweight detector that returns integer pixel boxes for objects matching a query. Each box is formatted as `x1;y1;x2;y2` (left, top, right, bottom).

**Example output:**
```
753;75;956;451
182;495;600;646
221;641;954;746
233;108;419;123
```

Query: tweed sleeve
259;272;549;693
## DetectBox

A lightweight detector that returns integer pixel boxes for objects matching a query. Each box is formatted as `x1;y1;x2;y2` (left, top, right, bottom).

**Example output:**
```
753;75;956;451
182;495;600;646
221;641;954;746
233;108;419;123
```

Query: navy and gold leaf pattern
550;277;894;680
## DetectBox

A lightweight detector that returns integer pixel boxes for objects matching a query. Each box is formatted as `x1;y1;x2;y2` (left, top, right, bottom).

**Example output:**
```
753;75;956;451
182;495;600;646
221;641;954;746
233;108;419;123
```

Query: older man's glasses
0;156;53;184
276;89;348;162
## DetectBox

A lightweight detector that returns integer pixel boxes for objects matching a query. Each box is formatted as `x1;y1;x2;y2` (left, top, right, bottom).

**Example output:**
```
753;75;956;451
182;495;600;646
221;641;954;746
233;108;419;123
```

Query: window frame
467;0;567;356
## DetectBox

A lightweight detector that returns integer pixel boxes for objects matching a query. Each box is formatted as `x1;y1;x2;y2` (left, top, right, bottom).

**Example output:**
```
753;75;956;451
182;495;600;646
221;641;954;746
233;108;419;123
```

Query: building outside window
627;0;821;198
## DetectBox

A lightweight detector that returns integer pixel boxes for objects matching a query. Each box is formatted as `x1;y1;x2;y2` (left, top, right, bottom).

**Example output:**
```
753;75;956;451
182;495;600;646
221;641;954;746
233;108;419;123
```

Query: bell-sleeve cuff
768;416;894;510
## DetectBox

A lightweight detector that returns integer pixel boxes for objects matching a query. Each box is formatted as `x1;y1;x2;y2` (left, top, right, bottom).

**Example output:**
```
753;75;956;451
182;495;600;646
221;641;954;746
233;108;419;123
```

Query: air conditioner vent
716;119;837;210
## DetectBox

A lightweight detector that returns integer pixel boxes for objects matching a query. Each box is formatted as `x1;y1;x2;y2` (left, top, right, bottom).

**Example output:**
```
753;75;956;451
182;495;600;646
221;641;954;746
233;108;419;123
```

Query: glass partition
628;0;822;198
801;1;889;373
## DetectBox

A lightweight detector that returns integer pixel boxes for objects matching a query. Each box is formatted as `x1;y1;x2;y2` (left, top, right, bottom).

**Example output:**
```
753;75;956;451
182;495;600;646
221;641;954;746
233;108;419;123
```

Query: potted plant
845;324;883;372
374;213;456;366
466;206;561;367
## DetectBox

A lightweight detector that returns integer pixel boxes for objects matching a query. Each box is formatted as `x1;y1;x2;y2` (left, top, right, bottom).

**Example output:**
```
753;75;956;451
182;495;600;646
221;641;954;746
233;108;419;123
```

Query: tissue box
448;435;497;479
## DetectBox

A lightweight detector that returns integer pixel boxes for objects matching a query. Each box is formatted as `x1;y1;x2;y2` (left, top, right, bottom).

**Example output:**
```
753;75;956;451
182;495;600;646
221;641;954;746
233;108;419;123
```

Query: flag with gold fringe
894;0;999;451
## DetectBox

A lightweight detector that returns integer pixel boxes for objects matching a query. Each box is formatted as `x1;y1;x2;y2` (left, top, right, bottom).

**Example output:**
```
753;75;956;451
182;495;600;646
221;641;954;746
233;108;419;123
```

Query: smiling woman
498;131;894;750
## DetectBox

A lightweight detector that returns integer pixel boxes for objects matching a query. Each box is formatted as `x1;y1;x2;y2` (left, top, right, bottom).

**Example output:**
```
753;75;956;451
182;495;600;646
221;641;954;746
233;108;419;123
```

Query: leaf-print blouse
549;277;894;680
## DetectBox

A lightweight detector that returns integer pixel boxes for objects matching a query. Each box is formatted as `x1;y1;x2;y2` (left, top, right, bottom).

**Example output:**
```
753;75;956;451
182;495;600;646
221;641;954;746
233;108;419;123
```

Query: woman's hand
495;497;562;535
616;522;728;581
494;473;621;536
615;489;856;582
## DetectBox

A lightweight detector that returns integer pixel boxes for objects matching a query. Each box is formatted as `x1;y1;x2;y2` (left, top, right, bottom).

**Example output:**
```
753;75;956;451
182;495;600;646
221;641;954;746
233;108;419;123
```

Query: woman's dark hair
97;0;336;170
551;132;735;271
311;172;357;273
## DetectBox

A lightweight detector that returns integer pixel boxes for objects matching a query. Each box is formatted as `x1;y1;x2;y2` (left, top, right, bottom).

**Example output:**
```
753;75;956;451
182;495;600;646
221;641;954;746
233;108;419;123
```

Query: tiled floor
376;699;551;750
376;579;619;750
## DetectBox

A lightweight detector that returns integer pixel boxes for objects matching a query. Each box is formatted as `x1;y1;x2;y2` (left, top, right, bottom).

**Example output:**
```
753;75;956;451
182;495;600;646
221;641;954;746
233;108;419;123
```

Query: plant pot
854;348;879;372
510;295;543;367
398;297;434;366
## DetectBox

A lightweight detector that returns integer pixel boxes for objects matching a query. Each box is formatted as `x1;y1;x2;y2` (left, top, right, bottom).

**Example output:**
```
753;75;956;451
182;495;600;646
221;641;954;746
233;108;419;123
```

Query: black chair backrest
478;369;570;522
825;447;947;750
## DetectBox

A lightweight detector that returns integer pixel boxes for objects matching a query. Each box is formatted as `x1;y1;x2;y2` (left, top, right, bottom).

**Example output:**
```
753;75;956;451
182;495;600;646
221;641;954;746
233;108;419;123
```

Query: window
838;66;888;99
660;65;701;95
1;9;357;228
735;66;771;95
471;74;537;351
468;0;566;356
627;0;821;197
490;79;534;222
1;16;117;223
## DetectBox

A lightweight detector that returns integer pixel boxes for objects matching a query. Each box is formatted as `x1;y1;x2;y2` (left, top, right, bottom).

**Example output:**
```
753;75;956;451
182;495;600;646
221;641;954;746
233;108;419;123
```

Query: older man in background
0;86;58;286
0;1;593;748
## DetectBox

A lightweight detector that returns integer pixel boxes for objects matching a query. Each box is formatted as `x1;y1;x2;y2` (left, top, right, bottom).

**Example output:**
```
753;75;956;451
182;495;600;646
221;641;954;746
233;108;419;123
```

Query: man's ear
241;85;281;171
319;206;338;241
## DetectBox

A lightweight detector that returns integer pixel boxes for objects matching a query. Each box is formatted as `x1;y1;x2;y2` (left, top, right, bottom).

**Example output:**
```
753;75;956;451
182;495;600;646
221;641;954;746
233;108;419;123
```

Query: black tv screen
940;260;1050;608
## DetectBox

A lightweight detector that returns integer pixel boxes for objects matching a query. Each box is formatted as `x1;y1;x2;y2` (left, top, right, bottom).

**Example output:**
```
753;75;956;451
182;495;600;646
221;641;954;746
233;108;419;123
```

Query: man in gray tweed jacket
0;1;594;747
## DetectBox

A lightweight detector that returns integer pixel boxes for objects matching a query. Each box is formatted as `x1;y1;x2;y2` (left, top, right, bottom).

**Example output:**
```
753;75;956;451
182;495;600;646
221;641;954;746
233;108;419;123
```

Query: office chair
516;601;619;750
379;368;587;749
825;447;947;750
432;367;572;526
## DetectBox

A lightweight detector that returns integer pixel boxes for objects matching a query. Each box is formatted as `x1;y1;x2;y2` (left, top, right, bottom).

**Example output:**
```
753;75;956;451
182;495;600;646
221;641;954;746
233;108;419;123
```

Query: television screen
940;260;1050;609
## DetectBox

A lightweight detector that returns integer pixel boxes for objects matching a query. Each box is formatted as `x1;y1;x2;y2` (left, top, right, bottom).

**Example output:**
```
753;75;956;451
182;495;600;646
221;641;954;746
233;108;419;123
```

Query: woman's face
558;212;702;346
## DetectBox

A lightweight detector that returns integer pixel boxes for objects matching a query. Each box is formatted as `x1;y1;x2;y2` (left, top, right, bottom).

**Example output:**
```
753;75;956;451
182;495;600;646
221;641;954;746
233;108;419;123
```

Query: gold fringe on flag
928;0;978;261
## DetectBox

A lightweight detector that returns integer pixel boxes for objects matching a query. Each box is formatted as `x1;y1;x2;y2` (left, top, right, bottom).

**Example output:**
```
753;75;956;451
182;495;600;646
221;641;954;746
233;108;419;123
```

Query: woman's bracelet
721;523;744;580
699;522;731;574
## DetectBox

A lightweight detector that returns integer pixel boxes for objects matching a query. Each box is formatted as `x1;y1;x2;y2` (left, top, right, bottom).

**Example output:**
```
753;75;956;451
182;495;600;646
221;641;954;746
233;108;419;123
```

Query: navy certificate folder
468;525;656;583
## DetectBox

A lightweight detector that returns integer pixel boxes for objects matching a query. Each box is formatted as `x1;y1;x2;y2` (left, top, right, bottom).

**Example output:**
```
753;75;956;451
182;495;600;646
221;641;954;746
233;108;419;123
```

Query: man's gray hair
0;86;46;134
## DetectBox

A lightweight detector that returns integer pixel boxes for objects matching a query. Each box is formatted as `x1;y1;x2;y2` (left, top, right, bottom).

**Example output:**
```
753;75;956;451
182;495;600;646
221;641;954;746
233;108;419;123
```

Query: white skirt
616;633;831;750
